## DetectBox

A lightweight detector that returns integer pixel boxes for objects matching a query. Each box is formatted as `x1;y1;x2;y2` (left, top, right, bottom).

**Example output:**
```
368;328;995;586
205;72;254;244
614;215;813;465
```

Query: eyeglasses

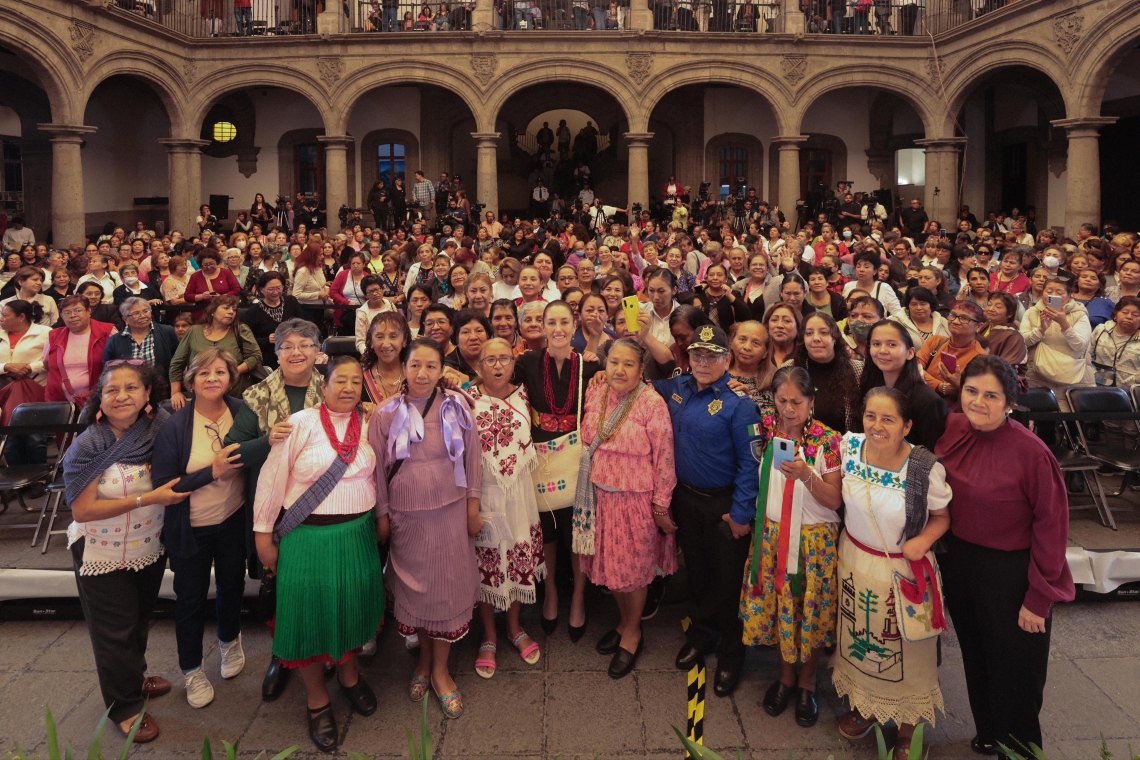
106;359;145;368
688;352;726;366
204;422;223;453
947;314;979;324
61;309;88;318
126;310;151;320
278;342;318;354
482;356;513;367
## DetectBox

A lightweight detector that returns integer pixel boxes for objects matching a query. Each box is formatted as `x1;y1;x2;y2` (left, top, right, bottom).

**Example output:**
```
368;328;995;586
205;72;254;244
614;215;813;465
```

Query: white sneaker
219;635;245;679
405;633;420;651
360;637;377;656
184;668;215;708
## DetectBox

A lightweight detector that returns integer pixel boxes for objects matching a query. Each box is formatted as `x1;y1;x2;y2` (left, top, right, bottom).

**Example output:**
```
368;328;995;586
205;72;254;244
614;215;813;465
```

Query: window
295;143;323;197
719;147;748;199
801;148;831;199
212;121;237;143
896;148;926;186
377;143;405;186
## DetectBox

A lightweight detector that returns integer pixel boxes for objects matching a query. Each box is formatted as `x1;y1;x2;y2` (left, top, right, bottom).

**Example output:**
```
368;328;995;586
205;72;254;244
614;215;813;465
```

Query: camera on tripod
631;202;643;217
698;182;711;202
337;205;352;226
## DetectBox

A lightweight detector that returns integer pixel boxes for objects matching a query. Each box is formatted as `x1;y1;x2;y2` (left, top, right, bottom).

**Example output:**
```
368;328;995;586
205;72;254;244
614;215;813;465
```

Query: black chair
322;336;361;359
1019;388;1115;529
1066;386;1140;526
0;402;77;545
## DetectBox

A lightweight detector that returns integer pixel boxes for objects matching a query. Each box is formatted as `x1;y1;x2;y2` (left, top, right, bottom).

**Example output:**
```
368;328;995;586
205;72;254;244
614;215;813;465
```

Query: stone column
772;135;807;229
1051;117;1118;238
318;135;354;231
158;138;210;236
37;124;97;247
472;132;500;217
781;0;804;33
629;0;652;29
915;137;967;227
472;0;495;27
625;132;653;210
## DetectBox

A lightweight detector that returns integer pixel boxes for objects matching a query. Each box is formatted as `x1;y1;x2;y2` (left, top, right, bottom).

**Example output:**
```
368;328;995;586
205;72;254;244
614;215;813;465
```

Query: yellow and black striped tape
681;617;706;756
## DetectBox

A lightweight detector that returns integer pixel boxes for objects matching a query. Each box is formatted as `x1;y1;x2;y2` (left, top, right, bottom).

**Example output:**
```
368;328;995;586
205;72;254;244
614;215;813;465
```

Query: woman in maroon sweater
935;354;1074;756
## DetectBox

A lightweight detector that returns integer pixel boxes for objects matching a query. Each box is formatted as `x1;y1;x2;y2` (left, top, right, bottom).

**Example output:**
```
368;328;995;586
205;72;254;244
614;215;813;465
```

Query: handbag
532;359;584;513
864;500;946;643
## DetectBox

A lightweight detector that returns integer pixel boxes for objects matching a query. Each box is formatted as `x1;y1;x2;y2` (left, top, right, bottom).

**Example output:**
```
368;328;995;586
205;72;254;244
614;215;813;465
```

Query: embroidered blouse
67;463;164;576
580;383;677;504
755;411;842;525
471;385;535;487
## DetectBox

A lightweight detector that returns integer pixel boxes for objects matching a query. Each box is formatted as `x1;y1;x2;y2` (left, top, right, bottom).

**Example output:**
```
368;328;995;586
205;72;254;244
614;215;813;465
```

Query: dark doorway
1000;143;1027;214
1100;116;1140;232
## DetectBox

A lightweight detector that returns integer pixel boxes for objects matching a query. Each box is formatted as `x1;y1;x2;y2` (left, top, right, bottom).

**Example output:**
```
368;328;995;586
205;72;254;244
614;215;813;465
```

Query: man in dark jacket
103;296;180;391
898;197;929;238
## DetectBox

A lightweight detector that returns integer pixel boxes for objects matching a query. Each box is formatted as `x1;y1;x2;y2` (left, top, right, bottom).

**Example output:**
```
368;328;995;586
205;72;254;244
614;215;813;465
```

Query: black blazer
113;283;162;307
103;322;180;371
152;395;247;559
243;296;304;369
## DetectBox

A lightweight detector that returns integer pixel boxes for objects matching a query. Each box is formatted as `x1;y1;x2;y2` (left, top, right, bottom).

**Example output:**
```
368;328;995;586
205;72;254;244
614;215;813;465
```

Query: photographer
587;198;626;235
862;193;889;225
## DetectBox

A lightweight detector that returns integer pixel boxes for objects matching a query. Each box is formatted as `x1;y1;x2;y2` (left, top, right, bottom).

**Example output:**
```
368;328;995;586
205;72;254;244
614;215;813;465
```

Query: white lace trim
831;668;944;727
77;546;164;577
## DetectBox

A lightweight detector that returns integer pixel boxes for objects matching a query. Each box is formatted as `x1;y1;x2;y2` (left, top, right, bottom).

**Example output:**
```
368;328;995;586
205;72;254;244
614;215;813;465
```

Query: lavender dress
371;391;483;641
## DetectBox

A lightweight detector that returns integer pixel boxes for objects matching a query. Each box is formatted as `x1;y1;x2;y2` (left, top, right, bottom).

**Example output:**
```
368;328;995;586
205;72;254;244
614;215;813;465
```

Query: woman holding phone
916;301;987;405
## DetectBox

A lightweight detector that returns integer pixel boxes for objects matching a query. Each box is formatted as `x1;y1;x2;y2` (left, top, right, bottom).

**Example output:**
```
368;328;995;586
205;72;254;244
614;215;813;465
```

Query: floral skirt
739;518;838;664
831;532;943;726
578;489;677;593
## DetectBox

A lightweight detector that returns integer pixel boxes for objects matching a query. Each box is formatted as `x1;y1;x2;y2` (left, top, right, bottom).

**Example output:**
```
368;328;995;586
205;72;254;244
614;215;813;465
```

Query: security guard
653;324;761;697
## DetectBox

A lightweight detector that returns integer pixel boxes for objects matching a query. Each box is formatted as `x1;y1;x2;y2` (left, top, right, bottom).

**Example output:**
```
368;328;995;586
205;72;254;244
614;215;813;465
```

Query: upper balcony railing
105;0;1003;37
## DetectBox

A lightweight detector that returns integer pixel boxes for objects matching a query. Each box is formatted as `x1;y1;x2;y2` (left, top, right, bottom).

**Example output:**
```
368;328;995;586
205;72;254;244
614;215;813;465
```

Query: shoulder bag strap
575;354;584;429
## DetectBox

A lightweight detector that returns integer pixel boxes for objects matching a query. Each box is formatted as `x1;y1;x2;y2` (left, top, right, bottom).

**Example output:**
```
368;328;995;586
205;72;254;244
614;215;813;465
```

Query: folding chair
1066;386;1140;526
0;402;76;543
1019;388;1115;529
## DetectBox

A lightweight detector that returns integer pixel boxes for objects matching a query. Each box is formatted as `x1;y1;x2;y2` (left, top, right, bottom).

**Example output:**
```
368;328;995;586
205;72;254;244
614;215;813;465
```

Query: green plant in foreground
200;732;300;760
672;722;927;760
11;705;146;760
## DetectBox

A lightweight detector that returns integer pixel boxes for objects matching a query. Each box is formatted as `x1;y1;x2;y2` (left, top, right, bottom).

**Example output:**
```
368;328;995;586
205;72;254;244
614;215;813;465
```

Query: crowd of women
48;205;1100;758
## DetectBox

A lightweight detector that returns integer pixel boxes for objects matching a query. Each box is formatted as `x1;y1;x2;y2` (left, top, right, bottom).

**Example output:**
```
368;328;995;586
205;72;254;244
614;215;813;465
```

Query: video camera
337;205;352;226
698;182;711;202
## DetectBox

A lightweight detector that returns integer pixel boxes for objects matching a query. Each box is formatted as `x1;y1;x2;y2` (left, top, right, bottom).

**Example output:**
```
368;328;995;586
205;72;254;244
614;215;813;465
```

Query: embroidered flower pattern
477;546;504;588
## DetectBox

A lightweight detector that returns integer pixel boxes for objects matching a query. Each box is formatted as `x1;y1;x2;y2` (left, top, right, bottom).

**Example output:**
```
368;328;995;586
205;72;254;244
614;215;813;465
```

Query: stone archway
705;133;765;200
768;134;847;207
359;128;420;202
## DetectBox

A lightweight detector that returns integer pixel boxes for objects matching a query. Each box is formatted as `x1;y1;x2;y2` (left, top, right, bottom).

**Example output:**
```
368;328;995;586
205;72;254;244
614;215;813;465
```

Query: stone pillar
158;138;209;236
37;124;97;247
472;132;500;217
781;0;804;33
317;5;347;33
318;135;353;231
625;132;653;210
772;135;807;229
472;0;495;27
17;140;53;243
1051;117;1118;237
629;0;652;30
915;137;967;227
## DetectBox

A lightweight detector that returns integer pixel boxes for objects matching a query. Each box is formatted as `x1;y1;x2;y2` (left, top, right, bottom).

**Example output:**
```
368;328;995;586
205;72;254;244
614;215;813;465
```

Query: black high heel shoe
568;619;587;643
541;614;558;635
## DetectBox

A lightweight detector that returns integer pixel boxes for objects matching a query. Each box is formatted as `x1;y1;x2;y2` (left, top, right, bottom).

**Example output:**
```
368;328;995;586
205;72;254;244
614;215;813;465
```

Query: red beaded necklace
543;350;578;417
319;403;361;464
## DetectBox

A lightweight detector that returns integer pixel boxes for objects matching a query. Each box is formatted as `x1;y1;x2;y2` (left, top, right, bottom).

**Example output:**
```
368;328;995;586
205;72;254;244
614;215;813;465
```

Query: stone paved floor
2;504;1140;759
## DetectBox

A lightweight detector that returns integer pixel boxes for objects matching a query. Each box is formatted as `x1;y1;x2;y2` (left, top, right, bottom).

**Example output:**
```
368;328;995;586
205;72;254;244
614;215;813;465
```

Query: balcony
105;0;999;38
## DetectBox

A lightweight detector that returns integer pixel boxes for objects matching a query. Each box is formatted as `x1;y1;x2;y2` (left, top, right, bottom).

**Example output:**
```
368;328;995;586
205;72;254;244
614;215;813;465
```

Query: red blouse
935;413;1075;617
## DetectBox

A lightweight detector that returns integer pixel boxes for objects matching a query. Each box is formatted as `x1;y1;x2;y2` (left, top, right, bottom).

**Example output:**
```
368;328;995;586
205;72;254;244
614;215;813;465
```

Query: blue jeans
591;5;604;27
572;6;588;27
384;6;399;29
235;6;252;35
170;508;247;673
853;9;868;33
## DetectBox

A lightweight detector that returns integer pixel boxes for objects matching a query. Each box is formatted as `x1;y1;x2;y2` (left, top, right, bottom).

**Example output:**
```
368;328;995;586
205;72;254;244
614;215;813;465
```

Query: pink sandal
512;631;541;665
475;642;497;679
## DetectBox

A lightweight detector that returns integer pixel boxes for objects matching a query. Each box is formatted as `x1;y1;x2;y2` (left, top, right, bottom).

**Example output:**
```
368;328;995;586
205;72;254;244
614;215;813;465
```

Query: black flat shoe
970;737;998;756
307;704;338;753
608;639;643;679
339;676;377;716
794;687;819;727
596;629;622;655
675;643;705;670
541;614;558;635
762;681;794;716
568;620;587;643
713;665;741;697
262;655;290;702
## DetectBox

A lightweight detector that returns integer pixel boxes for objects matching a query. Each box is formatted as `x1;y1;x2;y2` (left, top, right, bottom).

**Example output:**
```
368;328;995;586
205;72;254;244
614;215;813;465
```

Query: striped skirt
273;513;385;668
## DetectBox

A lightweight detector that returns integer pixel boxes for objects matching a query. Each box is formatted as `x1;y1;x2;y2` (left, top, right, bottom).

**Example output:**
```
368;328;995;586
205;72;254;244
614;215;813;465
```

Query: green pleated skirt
273;512;385;667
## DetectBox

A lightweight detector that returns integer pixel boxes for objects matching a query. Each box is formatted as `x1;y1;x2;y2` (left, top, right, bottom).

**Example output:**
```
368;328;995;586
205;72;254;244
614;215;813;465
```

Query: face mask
1044;255;1060;269
820;266;833;278
237;241;246;250
849;320;873;342
843;230;853;239
124;276;139;287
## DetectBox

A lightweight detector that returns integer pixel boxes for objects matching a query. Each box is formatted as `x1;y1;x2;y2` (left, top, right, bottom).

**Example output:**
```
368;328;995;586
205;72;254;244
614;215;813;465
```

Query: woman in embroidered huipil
576;338;677;678
834;387;952;759
740;366;843;729
64;362;186;742
370;337;483;720
470;338;546;679
253;357;383;752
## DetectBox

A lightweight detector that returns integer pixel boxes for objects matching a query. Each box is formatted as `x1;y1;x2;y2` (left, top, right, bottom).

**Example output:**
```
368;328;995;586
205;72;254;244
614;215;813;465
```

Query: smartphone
621;295;642;333
771;437;796;470
940;352;958;375
1046;294;1063;311
940;229;949;239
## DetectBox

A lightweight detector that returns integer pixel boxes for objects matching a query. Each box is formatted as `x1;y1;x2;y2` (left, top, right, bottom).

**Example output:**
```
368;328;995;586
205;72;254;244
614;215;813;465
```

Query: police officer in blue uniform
653;324;761;696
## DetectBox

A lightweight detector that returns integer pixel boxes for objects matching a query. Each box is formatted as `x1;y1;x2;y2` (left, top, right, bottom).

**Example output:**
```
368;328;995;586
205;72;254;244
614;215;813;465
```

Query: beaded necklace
543;350;578;417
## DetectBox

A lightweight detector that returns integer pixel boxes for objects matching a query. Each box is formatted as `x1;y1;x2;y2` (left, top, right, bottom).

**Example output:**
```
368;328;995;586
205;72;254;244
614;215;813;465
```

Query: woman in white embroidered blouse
63;362;185;743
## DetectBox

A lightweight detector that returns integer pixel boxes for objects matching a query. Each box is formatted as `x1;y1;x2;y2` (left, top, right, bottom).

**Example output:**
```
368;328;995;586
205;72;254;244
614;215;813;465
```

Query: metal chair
1066;386;1140;525
0;402;76;544
322;336;361;359
1019;388;1115;529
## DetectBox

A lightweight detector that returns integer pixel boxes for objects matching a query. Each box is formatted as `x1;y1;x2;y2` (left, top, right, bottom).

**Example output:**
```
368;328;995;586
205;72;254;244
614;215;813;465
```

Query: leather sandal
511;631;541;665
475;642;497;679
